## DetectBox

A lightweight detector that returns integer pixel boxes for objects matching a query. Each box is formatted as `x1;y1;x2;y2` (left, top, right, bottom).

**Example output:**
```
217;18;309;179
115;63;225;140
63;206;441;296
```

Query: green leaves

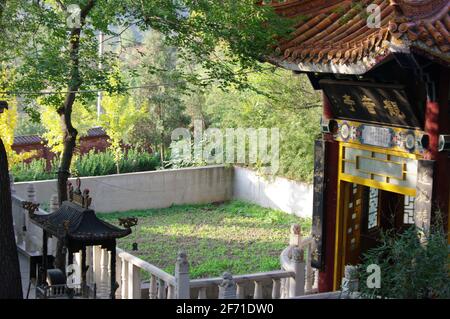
203;67;321;182
358;225;450;299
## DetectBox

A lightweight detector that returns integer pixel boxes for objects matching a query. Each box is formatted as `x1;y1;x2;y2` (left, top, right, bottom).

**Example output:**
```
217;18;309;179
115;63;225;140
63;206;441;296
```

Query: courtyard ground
99;201;311;279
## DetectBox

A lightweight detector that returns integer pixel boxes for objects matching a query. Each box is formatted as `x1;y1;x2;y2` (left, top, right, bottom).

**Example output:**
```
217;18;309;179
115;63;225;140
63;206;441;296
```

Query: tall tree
126;31;191;163
2;0;291;205
0;102;23;299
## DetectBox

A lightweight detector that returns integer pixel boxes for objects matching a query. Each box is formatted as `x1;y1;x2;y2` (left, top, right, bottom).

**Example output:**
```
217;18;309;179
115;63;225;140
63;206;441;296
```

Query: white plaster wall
13;165;233;213
232;166;313;218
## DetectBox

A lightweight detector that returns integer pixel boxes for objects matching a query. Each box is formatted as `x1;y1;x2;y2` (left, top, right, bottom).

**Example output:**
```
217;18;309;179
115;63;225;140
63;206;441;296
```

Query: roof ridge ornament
68;178;92;208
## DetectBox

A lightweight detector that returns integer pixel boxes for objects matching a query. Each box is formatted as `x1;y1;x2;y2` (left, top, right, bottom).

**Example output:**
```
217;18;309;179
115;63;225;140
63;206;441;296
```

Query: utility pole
97;31;104;121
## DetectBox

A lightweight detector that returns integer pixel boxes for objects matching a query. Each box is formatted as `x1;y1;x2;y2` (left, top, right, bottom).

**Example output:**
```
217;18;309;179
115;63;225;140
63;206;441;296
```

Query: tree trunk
54;0;95;272
0;138;23;299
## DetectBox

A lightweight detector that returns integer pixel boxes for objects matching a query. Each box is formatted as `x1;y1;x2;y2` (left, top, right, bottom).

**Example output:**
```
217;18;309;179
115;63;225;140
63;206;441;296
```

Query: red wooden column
318;92;339;292
424;69;450;227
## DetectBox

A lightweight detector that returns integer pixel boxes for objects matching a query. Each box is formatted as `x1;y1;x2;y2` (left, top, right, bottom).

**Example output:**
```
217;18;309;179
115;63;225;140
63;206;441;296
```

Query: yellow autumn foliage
40;100;97;157
0;99;36;168
99;94;147;172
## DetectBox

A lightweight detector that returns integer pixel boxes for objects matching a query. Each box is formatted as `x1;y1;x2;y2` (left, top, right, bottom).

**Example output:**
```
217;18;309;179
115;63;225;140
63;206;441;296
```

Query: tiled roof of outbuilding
265;0;450;74
13;135;42;146
13;127;107;145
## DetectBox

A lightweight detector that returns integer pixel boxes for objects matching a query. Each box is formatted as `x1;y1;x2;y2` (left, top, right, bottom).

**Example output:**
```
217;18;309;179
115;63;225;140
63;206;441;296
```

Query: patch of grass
98;201;311;279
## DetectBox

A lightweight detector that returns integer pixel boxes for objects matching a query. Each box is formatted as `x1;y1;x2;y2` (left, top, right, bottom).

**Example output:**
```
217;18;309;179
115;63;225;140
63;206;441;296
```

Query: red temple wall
12;134;110;170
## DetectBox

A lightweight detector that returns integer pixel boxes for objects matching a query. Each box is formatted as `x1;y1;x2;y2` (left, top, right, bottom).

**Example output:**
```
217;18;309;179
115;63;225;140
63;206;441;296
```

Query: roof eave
266;41;414;75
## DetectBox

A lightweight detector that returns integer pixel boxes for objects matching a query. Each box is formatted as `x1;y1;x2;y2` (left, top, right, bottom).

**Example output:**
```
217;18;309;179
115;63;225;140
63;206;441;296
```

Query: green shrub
11;158;56;182
118;149;160;174
358;223;450;299
74;150;116;177
11;149;161;182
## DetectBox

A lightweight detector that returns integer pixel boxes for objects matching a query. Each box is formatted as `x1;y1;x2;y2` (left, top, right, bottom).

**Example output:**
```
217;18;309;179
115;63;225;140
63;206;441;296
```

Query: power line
0;67;273;96
1;82;197;96
0;66;316;97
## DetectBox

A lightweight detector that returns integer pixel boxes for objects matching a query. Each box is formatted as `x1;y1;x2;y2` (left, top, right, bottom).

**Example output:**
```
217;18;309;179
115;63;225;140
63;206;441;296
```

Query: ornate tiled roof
265;0;450;74
30;201;131;241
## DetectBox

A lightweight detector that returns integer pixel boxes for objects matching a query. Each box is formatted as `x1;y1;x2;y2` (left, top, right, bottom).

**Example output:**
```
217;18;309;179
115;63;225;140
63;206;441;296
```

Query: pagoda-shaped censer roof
29;178;130;241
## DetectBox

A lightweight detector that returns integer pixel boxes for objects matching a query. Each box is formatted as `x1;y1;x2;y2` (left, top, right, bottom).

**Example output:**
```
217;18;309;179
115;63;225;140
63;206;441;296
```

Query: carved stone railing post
27;183;36;202
175;251;190;299
219;272;236;299
25;184;38;252
290;224;302;247
46;194;59;255
49;194;59;213
289;247;305;297
149;275;157;299
341;265;359;299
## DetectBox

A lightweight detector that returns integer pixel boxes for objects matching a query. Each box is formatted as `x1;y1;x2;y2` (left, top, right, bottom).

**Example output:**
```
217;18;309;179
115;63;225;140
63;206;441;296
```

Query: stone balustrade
11;176;317;299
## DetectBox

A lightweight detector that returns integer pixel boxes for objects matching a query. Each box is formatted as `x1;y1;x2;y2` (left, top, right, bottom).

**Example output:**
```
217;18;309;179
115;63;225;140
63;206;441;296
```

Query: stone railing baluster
167;285;175;299
93;245;102;289
198;287;207;299
121;258;128;299
272;279;281;299
158;278;167;299
86;246;93;290
236;283;245;299
100;248;108;298
253;281;263;299
128;263;141;299
115;255;122;299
